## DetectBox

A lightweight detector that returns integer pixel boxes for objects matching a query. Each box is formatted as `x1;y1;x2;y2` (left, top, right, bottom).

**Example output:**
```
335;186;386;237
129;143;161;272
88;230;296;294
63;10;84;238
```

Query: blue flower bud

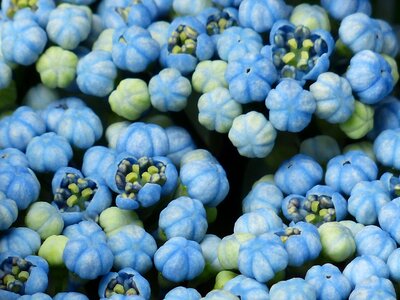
77;50;117;97
116;122;169;158
270;278;316;300
345;50;393;104
348;180;390;225
154;237;205;282
349;276;396;300
223;275;270;299
234;208;283;235
107;224;157;274
321;0;371;20
0;106;46;151
1;16;47;65
242;181;283;214
112;26;160;73
238;233;288;282
0;192;18;231
54;292;89;300
226;52;277;104
46;4;92;50
180;150;229;206
275;154;323;195
63;236;113;280
238;0;291;33
165;126;196;167
217;26;263;61
355;225;396;262
0;148;28;169
306;263;352;300
26;132;73;173
378;197;400;245
159;196;208;242
228;111;277;158
343;255;389;288
164;286;201;300
0;227;41;258
374;129;400;170
149;68;192;112
339;13;383;53
310;72;355;124
0;165;40;210
266;79;316;132
325;151;378;195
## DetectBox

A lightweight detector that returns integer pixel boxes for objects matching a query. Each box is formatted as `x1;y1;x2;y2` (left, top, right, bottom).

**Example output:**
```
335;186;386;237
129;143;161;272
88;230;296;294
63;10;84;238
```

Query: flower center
272;25;328;79
104;272;140;298
53;173;97;212
115;0;143;23
0;257;33;295
275;227;301;243
286;197;307;221
168;25;199;55
206;11;237;35
7;0;38;18
116;157;166;199
303;194;336;226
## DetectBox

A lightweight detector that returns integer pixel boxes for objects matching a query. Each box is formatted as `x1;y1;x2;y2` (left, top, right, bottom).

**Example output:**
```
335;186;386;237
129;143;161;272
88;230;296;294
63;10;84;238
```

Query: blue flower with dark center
2;0;56;28
160;16;214;74
0;255;48;299
274;222;321;267
101;0;157;29
263;20;334;83
98;268;151;300
52;167;112;225
197;7;238;47
107;155;177;210
282;185;347;227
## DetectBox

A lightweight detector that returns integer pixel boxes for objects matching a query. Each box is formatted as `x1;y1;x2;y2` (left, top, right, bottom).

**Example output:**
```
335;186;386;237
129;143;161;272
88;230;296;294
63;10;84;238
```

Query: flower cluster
0;0;400;299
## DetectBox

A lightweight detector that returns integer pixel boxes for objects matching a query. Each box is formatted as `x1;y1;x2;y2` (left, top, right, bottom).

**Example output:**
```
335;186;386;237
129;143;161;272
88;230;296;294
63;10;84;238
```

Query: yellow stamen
287;38;298;51
81;188;93;199
126;172;138;183
66;195;78;207
172;45;181;54
302;39;314;50
147;166;159;175
305;214;316;223
282;52;296;64
132;164;140;174
18;271;29;282
113;284;125;294
68;183;79;194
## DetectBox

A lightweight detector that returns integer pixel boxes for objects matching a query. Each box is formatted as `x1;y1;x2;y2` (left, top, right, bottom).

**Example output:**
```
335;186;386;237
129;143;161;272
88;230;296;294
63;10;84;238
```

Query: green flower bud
36;46;78;88
25;201;64;240
339;101;374;139
99;206;143;236
38;235;68;266
192;60;228;93
318;222;356;262
109;78;150;121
